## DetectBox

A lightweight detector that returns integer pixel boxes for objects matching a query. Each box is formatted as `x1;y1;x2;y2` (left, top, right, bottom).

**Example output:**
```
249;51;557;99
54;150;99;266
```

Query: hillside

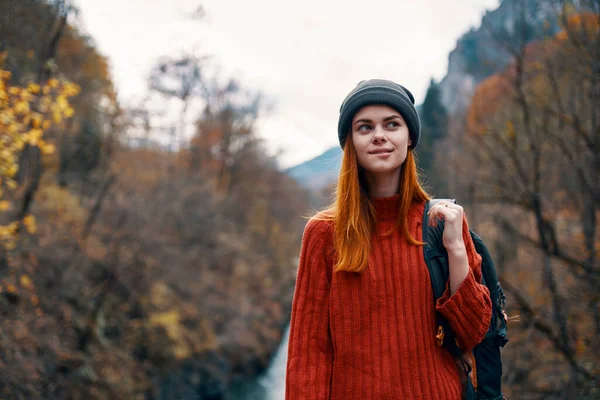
438;0;562;113
285;146;342;190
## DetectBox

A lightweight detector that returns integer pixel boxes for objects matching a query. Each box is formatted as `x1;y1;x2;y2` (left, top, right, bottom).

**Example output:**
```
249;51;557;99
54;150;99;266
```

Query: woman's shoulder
302;212;336;268
303;210;335;240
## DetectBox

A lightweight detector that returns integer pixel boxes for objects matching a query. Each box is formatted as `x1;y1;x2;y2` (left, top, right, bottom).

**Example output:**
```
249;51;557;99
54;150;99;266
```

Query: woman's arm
285;218;334;400
428;203;492;351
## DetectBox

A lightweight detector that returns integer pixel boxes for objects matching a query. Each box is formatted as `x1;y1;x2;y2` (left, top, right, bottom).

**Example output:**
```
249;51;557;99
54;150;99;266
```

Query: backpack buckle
436;325;445;346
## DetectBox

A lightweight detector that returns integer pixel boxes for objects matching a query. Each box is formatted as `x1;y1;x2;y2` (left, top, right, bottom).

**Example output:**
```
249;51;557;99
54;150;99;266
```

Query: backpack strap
422;199;462;356
422;199;454;299
422;199;457;298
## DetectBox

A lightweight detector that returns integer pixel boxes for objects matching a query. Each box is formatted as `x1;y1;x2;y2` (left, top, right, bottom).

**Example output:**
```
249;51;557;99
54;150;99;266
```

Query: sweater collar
370;194;424;222
371;193;401;221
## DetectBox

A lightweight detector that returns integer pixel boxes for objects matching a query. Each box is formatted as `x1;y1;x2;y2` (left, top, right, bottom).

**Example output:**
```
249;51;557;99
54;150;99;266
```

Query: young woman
285;79;492;399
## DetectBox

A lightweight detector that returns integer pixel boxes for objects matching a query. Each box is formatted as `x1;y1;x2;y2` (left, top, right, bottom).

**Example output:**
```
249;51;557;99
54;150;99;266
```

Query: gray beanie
337;79;421;149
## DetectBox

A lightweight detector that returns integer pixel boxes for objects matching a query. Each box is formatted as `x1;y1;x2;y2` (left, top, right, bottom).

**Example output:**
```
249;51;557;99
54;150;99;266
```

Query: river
227;325;289;400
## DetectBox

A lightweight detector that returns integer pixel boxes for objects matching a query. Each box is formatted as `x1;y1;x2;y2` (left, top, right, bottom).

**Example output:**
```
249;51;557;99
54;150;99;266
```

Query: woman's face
351;104;411;174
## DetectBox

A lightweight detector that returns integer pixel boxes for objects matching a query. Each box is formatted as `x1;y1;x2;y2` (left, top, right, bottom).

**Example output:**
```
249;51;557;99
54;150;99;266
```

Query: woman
285;79;492;399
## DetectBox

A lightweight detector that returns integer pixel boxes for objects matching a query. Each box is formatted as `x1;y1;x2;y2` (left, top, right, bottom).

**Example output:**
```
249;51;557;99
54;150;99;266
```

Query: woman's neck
365;168;401;198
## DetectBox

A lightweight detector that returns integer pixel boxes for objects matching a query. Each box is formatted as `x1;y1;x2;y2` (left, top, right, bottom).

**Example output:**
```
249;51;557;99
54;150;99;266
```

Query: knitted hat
337;79;421;149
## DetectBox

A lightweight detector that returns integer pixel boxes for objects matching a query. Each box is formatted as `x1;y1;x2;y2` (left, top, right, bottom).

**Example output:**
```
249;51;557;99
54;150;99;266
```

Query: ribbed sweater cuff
435;269;492;350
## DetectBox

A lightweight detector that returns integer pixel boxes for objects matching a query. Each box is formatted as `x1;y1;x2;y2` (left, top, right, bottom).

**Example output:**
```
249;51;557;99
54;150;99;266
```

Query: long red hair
314;135;430;273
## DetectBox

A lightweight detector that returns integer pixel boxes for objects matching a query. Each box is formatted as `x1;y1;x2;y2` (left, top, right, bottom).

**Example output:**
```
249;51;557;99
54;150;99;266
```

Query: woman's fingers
427;202;462;227
428;205;450;227
426;202;466;251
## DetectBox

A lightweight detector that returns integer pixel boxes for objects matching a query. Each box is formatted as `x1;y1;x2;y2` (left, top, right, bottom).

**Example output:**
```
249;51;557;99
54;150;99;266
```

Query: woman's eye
358;124;371;131
387;121;399;128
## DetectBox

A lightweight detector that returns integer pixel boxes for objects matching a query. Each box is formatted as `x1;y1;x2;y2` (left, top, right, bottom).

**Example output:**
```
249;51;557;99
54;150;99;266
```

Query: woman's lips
374;152;391;158
369;149;393;156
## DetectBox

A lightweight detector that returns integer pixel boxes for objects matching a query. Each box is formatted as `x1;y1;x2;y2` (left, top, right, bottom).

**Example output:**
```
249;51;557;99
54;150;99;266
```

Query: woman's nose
372;128;387;143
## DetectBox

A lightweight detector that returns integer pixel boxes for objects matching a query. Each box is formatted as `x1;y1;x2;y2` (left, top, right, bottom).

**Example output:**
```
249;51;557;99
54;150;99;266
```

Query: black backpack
422;199;508;400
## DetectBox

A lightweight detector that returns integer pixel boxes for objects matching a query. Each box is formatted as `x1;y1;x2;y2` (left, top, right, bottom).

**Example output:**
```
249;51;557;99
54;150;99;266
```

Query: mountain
285;146;342;190
439;0;561;113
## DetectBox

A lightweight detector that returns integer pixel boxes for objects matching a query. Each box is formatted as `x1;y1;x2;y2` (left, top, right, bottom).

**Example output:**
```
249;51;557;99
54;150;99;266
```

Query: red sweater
285;194;492;400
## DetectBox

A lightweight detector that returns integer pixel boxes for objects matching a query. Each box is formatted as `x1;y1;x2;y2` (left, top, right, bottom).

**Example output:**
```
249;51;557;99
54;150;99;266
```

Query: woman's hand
427;200;470;294
427;201;466;254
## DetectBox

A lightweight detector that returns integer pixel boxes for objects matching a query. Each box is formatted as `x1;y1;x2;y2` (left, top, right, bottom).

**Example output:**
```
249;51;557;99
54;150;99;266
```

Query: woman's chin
361;162;403;174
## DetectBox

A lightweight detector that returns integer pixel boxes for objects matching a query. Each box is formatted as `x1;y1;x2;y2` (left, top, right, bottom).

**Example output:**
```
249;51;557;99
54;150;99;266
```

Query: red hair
314;135;430;273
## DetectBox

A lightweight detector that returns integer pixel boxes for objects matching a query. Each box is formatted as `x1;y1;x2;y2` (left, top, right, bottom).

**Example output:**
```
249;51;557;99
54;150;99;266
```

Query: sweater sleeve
285;217;334;400
435;213;492;351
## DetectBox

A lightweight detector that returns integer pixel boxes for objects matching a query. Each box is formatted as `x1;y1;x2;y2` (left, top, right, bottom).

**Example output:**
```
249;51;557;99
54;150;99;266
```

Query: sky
73;0;500;168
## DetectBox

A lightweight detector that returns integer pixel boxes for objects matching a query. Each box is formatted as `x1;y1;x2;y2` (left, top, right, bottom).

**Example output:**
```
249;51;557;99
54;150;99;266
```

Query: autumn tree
459;1;599;397
0;55;80;247
187;76;262;192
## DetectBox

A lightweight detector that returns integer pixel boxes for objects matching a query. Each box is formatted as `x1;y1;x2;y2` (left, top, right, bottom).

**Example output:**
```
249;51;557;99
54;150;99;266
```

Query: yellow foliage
64;106;74;118
149;310;192;360
14;101;30;114
41;143;55;155
6;164;18;177
0;226;12;238
506;120;516;139
0;68;80;249
20;275;33;290
36;184;86;226
6;283;17;294
148;282;217;360
26;128;43;145
52;110;62;123
23;215;37;234
27;83;41;94
150;282;172;308
32;115;42;128
150;310;180;328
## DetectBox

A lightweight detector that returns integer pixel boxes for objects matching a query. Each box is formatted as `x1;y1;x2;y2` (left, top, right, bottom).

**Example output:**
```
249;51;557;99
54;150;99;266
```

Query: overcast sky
73;0;499;168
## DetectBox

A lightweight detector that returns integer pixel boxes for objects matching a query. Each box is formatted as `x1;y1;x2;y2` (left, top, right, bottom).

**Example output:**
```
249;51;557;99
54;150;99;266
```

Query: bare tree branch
500;278;595;381
498;217;600;278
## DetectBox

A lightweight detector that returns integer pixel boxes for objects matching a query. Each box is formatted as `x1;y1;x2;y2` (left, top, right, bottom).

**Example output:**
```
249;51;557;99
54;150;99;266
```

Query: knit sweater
285;194;492;400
